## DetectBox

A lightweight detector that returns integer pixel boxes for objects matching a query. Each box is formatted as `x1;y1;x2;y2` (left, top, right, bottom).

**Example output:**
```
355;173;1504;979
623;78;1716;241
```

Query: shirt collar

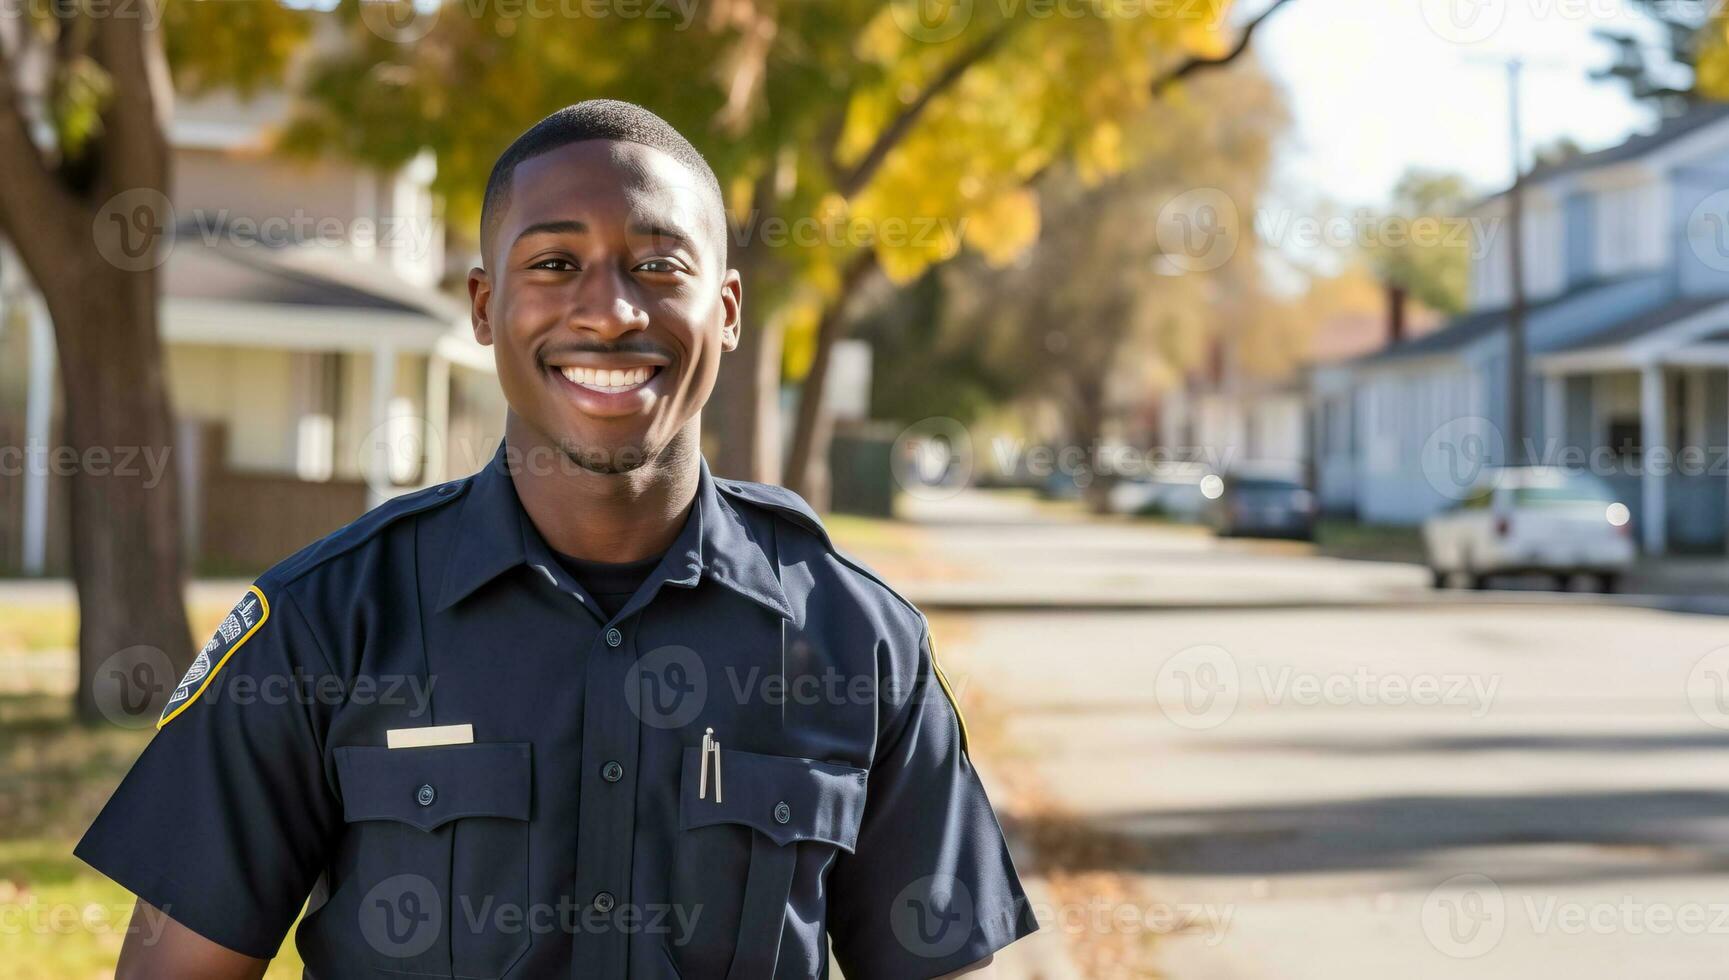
435;443;792;621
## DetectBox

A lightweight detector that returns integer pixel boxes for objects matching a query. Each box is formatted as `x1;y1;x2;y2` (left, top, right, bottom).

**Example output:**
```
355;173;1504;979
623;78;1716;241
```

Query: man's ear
467;267;495;346
719;268;742;352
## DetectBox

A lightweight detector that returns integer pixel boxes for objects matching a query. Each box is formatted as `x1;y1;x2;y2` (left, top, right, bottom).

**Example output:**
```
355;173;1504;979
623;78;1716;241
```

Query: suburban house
1162;289;1441;481
1315;102;1729;556
0;88;503;576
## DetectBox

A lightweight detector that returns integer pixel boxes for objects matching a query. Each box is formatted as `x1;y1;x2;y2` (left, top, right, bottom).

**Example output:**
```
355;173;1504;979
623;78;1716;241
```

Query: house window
1606;417;1641;460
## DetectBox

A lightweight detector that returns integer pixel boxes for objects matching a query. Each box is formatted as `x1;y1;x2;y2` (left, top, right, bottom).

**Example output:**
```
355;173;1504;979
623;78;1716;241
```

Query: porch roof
159;235;492;373
1537;293;1729;373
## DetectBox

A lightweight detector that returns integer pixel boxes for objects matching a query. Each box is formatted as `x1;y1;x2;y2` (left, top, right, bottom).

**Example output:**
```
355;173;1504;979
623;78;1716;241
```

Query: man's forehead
506;140;711;240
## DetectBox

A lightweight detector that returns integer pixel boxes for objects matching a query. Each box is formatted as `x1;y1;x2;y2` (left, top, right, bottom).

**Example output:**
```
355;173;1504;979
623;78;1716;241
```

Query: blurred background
6;0;1729;976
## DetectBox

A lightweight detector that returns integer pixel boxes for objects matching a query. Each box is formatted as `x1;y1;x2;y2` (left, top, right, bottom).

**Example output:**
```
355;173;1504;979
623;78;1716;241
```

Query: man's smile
542;349;673;418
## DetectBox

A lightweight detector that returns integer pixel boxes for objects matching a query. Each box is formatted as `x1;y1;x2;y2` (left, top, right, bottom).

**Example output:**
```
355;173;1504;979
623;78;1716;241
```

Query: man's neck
504;415;700;564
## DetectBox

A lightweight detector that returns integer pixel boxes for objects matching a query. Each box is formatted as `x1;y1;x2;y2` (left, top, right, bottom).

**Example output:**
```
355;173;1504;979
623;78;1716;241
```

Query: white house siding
168;344;299;473
1354;360;1482;524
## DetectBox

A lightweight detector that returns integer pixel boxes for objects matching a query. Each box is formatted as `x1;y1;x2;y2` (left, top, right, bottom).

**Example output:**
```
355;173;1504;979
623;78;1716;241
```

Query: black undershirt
554;550;664;620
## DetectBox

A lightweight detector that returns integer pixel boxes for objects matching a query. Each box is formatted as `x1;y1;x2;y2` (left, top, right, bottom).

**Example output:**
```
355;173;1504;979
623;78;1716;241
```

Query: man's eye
636;258;679;274
530;257;576;271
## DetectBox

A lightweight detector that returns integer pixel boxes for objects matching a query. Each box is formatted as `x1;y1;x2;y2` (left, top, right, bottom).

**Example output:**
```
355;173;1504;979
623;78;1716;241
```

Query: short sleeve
74;582;342;959
827;626;1038;978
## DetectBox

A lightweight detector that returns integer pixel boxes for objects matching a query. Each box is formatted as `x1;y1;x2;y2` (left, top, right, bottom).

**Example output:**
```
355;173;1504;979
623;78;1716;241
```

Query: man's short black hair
480;99;727;265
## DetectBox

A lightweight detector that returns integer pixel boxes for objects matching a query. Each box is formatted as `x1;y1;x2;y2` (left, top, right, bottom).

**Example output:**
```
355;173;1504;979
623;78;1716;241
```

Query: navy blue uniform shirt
77;445;1036;978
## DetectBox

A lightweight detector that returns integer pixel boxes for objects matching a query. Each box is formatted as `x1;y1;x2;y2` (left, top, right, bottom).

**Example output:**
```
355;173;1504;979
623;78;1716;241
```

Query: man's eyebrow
512;220;588;245
627;220;697;249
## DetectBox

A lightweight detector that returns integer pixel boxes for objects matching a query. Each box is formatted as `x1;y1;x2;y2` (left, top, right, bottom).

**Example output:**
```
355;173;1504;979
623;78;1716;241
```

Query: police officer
77;100;1036;978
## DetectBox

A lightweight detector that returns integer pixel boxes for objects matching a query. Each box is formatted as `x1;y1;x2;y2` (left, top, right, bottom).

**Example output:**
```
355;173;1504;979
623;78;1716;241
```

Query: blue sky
1255;0;1663;217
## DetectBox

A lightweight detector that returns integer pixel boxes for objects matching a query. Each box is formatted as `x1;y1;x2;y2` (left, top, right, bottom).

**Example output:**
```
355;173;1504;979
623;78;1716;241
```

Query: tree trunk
709;182;784;484
42;252;192;724
708;286;784;483
784;251;879;506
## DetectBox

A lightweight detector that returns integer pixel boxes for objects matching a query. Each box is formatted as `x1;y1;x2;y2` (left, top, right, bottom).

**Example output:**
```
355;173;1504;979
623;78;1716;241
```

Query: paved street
883;492;1729;979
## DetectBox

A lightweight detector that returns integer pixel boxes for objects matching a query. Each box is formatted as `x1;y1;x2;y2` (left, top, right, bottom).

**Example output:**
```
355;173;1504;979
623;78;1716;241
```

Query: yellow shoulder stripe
157;586;270;729
928;632;971;754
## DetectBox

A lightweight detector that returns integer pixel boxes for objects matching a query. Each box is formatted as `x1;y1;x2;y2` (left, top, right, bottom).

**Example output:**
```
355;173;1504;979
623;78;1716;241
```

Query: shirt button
605;627;623;648
601;761;624;783
416;784;436;807
774;801;791;824
436;483;457;496
592;891;616;914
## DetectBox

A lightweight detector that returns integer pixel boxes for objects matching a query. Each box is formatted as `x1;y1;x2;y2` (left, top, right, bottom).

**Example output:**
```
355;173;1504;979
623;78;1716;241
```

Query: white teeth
559;365;655;392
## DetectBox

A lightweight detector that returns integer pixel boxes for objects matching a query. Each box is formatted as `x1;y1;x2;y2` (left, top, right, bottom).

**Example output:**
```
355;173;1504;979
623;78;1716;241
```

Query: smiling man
76;101;1036;979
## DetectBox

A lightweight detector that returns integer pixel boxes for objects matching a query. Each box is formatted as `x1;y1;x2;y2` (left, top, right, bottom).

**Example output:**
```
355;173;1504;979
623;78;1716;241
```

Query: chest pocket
672;746;867;980
334;742;532;979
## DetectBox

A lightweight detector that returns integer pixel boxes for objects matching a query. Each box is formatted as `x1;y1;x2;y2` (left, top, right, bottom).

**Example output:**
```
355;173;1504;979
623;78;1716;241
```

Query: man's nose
567;263;649;338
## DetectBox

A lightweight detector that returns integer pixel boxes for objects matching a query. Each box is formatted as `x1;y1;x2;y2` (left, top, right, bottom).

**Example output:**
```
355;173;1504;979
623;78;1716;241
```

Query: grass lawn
1314;518;1427;564
0;591;306;977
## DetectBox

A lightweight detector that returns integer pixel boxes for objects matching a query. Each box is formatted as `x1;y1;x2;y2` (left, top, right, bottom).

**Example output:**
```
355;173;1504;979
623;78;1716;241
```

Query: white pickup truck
1423;467;1636;592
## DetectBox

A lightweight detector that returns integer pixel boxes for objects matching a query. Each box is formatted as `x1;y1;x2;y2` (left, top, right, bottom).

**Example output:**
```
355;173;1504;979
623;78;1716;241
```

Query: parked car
1203;469;1317;540
1107;463;1214;521
1422;467;1634;591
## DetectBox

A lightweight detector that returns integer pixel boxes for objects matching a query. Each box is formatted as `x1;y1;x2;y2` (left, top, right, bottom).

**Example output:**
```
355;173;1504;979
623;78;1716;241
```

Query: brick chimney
1386;283;1408;346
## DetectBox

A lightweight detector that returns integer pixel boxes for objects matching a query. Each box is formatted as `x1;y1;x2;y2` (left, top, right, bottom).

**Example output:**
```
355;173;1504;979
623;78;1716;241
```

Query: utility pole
1469;53;1542;467
1505;57;1527;467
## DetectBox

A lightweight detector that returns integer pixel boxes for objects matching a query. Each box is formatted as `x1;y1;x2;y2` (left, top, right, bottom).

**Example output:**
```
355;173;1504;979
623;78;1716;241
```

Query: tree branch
832;20;1017;199
1151;0;1296;95
0;31;83;272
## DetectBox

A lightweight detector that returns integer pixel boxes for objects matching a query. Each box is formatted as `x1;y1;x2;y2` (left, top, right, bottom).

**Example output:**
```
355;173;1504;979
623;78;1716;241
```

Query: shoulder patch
158;586;270;728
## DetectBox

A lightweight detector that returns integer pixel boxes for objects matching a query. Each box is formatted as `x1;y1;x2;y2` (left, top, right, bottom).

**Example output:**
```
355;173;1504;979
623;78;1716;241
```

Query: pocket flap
679;746;868;851
336;742;532;832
